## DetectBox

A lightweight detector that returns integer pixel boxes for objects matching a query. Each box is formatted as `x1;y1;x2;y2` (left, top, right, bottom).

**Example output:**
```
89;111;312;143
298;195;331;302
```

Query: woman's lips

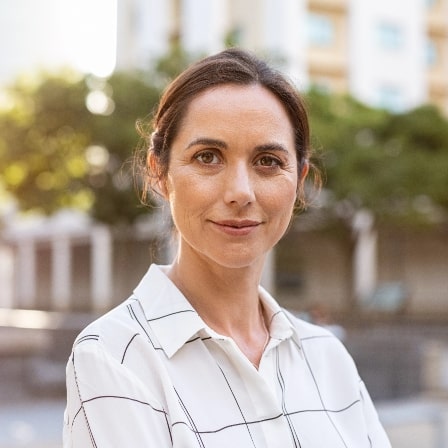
211;219;261;236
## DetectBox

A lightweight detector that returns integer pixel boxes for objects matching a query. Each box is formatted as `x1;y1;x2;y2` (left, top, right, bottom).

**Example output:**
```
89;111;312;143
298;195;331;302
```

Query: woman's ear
147;152;168;199
300;159;309;183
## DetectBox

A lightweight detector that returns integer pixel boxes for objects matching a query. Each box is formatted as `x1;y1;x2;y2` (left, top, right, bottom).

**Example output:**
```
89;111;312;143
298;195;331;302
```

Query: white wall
181;0;227;55
116;0;171;71
349;0;427;111
263;0;308;86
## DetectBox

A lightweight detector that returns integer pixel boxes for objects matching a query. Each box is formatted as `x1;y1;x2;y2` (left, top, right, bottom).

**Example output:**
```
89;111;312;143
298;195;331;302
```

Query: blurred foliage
0;73;160;224
306;89;448;227
84;72;161;224
0;77;92;214
154;39;195;85
1;50;448;228
0;62;180;224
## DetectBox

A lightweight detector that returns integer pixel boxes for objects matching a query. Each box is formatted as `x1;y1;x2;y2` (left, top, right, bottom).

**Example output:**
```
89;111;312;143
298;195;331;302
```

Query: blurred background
1;0;448;446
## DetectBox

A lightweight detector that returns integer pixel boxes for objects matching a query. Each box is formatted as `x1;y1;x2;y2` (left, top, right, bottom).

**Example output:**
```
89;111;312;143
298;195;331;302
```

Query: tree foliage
306;89;448;226
0;71;161;224
0;44;196;225
0;77;92;214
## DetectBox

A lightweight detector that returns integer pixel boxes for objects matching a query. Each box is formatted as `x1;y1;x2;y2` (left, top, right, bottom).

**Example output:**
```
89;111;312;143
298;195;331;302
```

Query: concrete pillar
90;226;113;311
0;245;14;308
51;235;72;310
352;209;377;303
16;239;36;308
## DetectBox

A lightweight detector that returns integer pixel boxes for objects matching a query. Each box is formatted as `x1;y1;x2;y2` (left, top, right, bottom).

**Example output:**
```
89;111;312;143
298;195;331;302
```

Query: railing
0;211;169;313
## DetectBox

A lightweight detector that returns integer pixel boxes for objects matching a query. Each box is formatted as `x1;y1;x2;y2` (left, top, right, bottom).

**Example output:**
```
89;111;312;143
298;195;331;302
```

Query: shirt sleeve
63;340;172;447
359;380;392;447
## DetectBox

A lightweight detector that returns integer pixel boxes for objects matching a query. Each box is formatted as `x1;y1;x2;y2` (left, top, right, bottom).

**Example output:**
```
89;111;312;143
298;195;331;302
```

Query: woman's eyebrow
254;143;290;154
185;137;227;150
185;139;290;155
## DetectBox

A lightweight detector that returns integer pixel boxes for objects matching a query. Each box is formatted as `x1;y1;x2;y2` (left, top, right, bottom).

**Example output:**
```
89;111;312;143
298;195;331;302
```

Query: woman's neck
169;255;262;323
167;250;270;367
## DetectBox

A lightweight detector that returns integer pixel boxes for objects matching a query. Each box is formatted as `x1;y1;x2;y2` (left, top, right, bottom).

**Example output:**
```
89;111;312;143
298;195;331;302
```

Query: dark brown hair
136;48;320;210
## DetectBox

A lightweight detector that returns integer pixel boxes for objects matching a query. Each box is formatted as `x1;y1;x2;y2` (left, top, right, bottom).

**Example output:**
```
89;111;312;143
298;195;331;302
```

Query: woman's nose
223;163;255;206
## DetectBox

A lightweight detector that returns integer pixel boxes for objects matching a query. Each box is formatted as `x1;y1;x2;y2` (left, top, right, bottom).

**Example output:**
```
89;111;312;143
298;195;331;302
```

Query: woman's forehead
184;84;291;124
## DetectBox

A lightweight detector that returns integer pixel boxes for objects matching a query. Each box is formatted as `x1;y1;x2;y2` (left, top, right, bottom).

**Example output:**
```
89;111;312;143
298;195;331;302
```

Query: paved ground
0;399;64;448
0;396;447;447
377;397;448;448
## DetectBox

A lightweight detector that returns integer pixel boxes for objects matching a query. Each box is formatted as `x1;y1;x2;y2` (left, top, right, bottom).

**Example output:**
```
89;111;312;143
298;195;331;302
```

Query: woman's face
161;83;299;270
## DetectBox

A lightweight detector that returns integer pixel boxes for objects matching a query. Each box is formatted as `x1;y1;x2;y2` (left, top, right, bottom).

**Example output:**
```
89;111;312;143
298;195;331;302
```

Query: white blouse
64;264;391;447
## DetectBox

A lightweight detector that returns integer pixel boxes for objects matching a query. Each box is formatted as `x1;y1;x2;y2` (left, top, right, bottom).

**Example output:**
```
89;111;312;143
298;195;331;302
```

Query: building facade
115;0;448;114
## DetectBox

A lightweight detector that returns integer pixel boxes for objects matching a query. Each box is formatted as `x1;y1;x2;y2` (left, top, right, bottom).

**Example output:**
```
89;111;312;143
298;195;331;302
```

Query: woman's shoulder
282;308;337;337
282;308;362;385
282;308;352;357
70;296;148;359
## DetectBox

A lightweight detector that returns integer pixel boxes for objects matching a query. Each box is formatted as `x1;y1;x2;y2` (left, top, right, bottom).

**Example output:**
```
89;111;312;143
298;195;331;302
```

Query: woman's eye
256;156;281;167
195;151;219;164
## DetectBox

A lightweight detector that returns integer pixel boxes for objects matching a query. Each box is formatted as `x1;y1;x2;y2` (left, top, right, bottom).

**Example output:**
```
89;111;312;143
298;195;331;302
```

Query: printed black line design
276;347;302;448
121;333;140;364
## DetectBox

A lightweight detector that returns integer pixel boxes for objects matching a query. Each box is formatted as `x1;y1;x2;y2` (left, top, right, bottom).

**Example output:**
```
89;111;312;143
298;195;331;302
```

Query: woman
64;48;390;447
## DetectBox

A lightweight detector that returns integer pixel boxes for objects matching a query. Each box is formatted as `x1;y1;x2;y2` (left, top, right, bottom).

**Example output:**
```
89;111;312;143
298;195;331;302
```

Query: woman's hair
135;47;320;210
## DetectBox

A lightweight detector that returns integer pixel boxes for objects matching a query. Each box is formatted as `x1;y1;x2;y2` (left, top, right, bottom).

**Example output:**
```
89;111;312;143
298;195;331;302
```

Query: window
426;39;438;66
377;86;404;112
308;13;334;47
376;22;403;51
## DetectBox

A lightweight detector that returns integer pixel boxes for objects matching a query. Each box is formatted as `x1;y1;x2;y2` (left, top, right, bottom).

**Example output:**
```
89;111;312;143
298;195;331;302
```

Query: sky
0;0;117;85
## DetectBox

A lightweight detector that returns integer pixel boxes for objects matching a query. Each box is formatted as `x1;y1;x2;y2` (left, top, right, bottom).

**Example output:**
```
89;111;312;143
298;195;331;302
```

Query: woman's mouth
211;219;261;236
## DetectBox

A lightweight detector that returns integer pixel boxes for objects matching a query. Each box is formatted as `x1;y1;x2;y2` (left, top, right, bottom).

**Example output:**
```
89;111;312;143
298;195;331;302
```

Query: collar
133;264;207;358
132;264;302;358
258;285;303;352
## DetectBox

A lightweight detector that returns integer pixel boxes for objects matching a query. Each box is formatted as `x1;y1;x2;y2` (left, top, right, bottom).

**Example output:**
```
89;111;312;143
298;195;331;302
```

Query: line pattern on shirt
74;334;99;346
66;274;387;447
71;313;365;443
275;346;302;448
359;380;374;448
174;387;206;448
216;363;257;447
301;336;349;448
147;308;197;322
120;332;140;364
71;352;98;448
127;302;164;352
171;411;285;434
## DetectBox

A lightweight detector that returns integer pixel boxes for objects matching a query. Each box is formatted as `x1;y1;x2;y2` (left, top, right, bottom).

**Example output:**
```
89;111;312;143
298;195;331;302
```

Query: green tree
380;105;448;213
0;71;160;224
0;45;194;225
86;72;161;224
0;76;92;214
306;89;448;227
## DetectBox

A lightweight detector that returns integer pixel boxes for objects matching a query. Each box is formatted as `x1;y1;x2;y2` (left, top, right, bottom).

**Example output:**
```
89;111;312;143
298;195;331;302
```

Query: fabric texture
64;264;391;447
